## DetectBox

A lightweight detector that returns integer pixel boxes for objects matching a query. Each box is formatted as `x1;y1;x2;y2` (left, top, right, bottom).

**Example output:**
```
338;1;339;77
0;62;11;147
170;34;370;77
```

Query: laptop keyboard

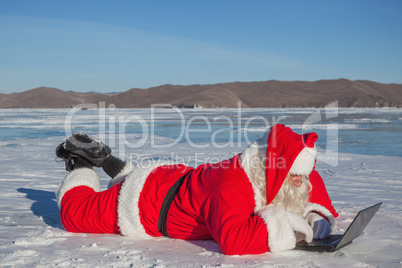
296;234;343;247
307;235;342;247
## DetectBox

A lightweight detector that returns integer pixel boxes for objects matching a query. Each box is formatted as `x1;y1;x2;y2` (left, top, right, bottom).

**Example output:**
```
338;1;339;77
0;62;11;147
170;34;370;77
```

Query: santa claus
55;124;338;255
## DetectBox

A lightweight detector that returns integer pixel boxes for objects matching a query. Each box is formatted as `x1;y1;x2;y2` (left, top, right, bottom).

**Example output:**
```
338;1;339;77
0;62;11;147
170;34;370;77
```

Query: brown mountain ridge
0;79;401;108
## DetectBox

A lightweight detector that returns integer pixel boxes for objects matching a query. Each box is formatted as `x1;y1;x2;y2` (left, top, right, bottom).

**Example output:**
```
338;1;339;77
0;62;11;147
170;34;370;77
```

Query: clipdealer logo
64;101;339;167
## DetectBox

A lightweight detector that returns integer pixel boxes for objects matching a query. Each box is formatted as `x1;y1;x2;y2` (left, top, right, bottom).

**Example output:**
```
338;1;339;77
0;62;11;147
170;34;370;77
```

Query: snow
1;134;401;268
1;107;402;267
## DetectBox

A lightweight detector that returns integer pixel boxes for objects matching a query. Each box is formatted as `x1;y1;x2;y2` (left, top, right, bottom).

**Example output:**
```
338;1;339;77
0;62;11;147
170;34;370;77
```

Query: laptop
296;202;382;252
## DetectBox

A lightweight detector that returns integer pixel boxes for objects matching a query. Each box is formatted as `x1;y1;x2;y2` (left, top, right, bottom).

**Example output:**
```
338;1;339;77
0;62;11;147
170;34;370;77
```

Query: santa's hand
305;212;331;239
285;211;313;243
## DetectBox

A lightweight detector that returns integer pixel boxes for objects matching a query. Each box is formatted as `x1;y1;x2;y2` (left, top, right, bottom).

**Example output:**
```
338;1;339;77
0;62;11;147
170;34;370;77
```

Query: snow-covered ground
1;134;401;267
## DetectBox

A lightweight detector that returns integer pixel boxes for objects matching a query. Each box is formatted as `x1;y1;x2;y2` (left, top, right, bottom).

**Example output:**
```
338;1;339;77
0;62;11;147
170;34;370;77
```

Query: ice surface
1;108;402;267
1;134;402;267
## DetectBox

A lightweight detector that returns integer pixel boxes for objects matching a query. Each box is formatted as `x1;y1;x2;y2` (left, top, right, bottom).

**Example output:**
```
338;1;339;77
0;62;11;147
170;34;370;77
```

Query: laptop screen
336;202;382;249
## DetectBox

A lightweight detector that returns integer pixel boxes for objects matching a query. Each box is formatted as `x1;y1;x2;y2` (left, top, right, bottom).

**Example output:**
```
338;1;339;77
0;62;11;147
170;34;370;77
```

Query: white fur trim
303;202;335;231
117;163;159;239
240;142;265;212
289;146;317;176
56;168;100;208
107;161;133;189
256;205;296;252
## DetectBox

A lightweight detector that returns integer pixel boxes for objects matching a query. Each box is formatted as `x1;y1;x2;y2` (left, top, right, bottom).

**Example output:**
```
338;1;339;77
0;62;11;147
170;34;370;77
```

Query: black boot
102;155;126;178
56;132;111;171
69;158;93;171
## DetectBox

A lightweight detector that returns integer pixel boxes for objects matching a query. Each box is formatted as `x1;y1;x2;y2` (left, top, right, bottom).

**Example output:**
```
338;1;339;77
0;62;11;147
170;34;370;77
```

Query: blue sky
1;0;401;93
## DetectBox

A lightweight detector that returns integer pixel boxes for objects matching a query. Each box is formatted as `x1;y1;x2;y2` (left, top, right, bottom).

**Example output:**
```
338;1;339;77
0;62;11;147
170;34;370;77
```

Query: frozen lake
1;107;402;157
0;107;401;267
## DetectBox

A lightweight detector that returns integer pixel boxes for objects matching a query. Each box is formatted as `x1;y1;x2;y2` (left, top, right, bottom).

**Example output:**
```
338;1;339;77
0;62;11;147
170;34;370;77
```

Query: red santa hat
265;124;318;205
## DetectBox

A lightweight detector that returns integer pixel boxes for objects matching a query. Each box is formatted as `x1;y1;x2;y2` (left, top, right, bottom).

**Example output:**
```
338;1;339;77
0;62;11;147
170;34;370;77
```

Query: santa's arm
205;182;299;255
303;169;338;237
308;170;338;218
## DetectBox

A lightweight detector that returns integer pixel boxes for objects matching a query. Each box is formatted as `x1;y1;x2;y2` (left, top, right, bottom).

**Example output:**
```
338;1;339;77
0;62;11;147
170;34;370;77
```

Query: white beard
271;176;311;216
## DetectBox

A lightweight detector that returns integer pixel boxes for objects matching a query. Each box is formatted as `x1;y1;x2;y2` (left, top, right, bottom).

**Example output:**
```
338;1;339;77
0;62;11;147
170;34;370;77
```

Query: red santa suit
56;124;338;255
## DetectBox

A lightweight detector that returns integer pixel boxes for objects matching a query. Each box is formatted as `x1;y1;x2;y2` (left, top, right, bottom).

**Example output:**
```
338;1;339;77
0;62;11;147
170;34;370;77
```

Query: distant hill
0;79;401;108
0;87;106;108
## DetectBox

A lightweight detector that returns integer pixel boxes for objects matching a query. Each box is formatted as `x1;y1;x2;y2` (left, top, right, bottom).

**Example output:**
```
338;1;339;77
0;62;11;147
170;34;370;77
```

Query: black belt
158;173;189;237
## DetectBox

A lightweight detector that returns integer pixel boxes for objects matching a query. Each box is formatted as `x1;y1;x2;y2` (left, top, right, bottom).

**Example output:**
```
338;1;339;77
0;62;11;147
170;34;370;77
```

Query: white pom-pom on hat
289;145;317;176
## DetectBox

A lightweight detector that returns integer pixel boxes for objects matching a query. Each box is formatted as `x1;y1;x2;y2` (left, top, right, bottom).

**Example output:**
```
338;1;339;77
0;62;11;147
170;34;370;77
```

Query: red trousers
60;183;122;234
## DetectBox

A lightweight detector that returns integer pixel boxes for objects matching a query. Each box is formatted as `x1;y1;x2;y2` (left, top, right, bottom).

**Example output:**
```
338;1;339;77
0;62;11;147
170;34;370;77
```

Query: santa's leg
55;133;133;233
56;166;122;234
